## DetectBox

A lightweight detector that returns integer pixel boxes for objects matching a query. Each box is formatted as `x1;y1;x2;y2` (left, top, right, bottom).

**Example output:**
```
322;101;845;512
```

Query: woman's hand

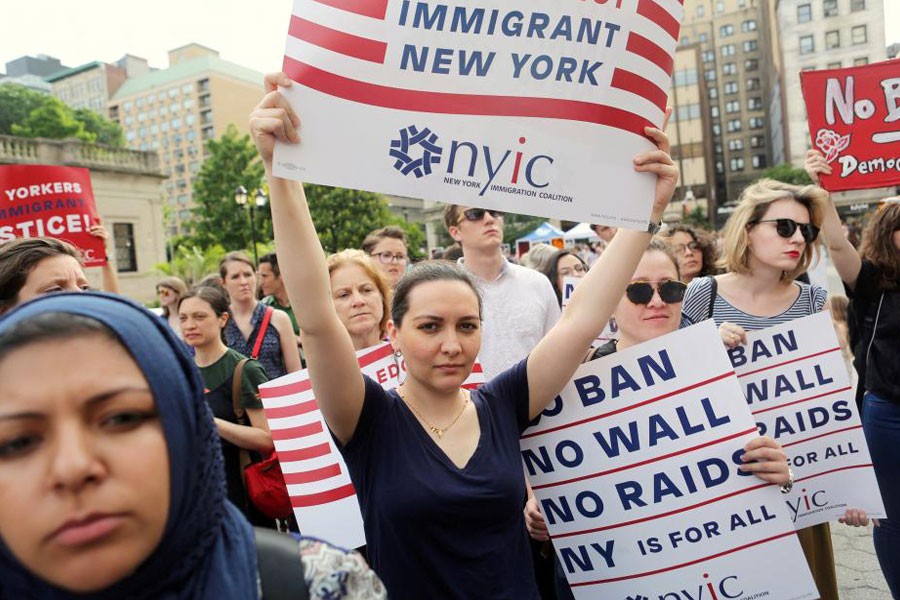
249;72;300;170
839;508;879;527
739;436;790;485
804;149;831;185
635;126;678;223
719;321;748;348
524;496;550;542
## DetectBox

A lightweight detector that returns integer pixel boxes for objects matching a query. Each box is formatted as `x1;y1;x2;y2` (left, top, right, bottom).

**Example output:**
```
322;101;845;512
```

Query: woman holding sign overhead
250;71;679;599
807;149;900;598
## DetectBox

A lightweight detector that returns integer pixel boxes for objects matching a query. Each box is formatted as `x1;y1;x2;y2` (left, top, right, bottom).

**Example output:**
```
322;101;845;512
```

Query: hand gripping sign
259;341;485;548
522;321;816;600
274;0;683;230
800;59;900;191
0;165;106;267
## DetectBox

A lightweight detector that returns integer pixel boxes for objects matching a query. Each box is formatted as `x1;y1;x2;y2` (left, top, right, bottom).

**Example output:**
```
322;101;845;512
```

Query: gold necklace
398;387;469;439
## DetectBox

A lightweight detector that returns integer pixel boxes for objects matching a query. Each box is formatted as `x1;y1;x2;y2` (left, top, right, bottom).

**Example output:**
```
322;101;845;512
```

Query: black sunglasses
625;280;687;305
754;218;820;243
457;208;505;223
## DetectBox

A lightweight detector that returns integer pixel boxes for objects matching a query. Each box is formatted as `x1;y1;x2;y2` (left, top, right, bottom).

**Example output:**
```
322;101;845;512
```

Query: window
743;40;758;52
721;44;736;57
827;61;842;69
742;20;758;32
851;0;865;11
715;142;723;154
748;97;763;110
703;50;715;63
752;155;767;169
716;161;725;174
826;31;840;49
705;69;718;81
177;194;188;205
727;119;742;132
698;33;708;43
824;0;837;17
730;157;745;171
168;88;179;98
728;139;744;151
750;135;765;148
197;78;210;93
113;223;137;273
800;35;815;55
716;0;724;13
852;25;867;45
749;117;764;129
745;59;759;71
713;123;722;135
720;24;735;37
798;4;812;22
854;57;869;66
681;36;691;46
725;81;739;94
674;69;699;87
746;78;761;90
709;87;719;99
711;106;720;117
723;62;737;75
697;3;705;16
726;100;740;113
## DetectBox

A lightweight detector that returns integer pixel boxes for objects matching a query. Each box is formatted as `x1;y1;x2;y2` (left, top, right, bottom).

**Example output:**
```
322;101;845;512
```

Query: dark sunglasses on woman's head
625;280;687;305
457;208;505;223
754;218;820;243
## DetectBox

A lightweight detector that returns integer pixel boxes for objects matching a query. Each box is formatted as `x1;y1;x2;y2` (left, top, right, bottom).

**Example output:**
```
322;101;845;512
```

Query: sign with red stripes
259;341;485;547
729;312;885;529
274;0;683;229
521;321;815;600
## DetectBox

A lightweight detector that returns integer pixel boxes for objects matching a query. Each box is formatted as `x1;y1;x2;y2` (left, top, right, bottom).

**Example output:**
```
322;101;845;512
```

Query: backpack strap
251;306;275;360
707;276;718;320
231;358;250;424
254;528;309;600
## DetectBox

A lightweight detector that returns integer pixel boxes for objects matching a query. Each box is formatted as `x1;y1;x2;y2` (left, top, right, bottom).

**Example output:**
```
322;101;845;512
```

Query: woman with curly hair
662;224;718;284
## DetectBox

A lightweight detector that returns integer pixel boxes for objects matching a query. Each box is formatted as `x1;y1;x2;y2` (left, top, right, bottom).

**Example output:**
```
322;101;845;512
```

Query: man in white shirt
444;205;560;378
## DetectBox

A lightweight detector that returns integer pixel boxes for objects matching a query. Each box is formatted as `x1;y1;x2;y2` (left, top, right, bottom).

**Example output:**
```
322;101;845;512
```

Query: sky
1;0;898;77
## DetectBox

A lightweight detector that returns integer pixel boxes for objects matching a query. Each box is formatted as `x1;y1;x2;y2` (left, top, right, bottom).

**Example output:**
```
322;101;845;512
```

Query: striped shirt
680;276;827;331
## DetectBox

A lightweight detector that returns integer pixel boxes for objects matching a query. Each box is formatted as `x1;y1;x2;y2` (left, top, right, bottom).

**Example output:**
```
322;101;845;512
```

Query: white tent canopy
563;222;599;241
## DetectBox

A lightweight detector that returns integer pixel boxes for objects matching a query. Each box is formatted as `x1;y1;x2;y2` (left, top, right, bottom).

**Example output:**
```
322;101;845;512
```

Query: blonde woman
326;249;391;350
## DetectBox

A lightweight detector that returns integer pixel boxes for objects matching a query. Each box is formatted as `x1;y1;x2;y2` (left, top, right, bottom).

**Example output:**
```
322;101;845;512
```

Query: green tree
305;185;406;254
73;108;124;146
0;84;48;135
155;244;227;285
11;97;95;143
189;124;267;250
764;164;813;185
501;212;547;246
682;206;710;229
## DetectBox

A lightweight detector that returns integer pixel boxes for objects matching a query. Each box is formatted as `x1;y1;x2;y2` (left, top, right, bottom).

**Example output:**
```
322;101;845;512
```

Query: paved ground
832;522;892;599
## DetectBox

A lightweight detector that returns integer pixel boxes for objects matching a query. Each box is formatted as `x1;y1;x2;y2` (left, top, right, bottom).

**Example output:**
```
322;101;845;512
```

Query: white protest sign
563;275;619;343
259;341;486;547
727;311;885;529
522;321;816;600
274;0;683;229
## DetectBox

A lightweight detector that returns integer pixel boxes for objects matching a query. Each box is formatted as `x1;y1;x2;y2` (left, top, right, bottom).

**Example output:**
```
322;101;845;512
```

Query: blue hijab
0;292;259;599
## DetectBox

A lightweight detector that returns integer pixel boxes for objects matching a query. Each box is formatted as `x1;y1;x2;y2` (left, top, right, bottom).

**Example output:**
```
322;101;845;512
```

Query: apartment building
46;62;128;114
108;44;263;235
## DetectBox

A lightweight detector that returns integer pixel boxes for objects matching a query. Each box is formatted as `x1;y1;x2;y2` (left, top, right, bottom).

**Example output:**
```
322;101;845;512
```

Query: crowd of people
0;70;897;600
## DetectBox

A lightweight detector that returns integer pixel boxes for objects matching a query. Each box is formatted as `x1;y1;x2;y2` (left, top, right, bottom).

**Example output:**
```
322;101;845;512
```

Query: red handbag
232;355;293;520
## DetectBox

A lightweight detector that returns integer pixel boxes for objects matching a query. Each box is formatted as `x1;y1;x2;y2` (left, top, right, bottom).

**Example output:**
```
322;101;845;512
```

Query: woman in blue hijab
0;292;384;599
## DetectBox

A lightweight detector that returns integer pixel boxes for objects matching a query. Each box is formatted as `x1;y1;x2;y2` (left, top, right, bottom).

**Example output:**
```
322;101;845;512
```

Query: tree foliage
188;124;268;251
305;184;408;254
155;244;228;285
764;164;813;186
0;83;124;146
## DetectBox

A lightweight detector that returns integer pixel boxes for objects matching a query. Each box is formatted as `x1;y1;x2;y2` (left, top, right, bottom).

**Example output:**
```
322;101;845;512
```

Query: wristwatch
647;220;662;235
780;468;795;494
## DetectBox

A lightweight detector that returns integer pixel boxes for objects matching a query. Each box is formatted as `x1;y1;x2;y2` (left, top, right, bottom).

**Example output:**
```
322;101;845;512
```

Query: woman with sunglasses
806;150;900;598
250;71;679;599
679;178;841;599
526;239;791;600
156;276;188;338
662;224;718;284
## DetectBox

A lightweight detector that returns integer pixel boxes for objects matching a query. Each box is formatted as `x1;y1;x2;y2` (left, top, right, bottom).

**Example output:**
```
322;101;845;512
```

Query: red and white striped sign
259;341;485;547
274;0;684;229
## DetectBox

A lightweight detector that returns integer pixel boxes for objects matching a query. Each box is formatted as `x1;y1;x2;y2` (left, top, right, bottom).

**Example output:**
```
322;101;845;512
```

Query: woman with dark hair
662;224;717;284
807;149;900;597
538;249;587;307
0;292;385;599
0;237;88;315
361;226;409;286
178;285;274;524
219;251;301;379
251;71;680;598
156;276;188;337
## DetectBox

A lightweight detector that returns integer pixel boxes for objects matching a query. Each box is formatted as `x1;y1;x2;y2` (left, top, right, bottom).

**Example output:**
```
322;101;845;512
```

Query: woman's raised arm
250;73;364;444
525;127;678;419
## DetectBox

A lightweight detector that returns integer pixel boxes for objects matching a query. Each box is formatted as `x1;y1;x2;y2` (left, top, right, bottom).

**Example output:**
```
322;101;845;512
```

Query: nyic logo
388;125;570;202
651;573;745;600
786;487;830;521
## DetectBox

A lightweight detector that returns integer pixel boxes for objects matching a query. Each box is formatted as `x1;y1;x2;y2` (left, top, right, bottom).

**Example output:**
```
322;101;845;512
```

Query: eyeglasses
559;264;586;278
672;241;701;254
371;251;408;264
753;218;820;243
157;288;171;296
625;280;687;305
457;208;505;223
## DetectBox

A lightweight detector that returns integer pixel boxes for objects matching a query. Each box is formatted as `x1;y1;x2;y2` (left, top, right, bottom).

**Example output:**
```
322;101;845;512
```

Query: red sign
800;59;900;192
0;165;106;267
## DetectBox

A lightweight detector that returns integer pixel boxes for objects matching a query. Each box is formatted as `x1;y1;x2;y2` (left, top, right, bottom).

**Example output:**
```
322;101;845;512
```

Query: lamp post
234;185;269;265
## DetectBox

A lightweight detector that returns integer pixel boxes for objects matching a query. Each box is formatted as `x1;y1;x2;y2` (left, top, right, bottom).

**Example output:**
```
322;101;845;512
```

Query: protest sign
259;341;485;547
274;0;683;229
522;321;816;600
0;165;106;266
728;311;885;529
800;60;900;191
563;275;619;343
